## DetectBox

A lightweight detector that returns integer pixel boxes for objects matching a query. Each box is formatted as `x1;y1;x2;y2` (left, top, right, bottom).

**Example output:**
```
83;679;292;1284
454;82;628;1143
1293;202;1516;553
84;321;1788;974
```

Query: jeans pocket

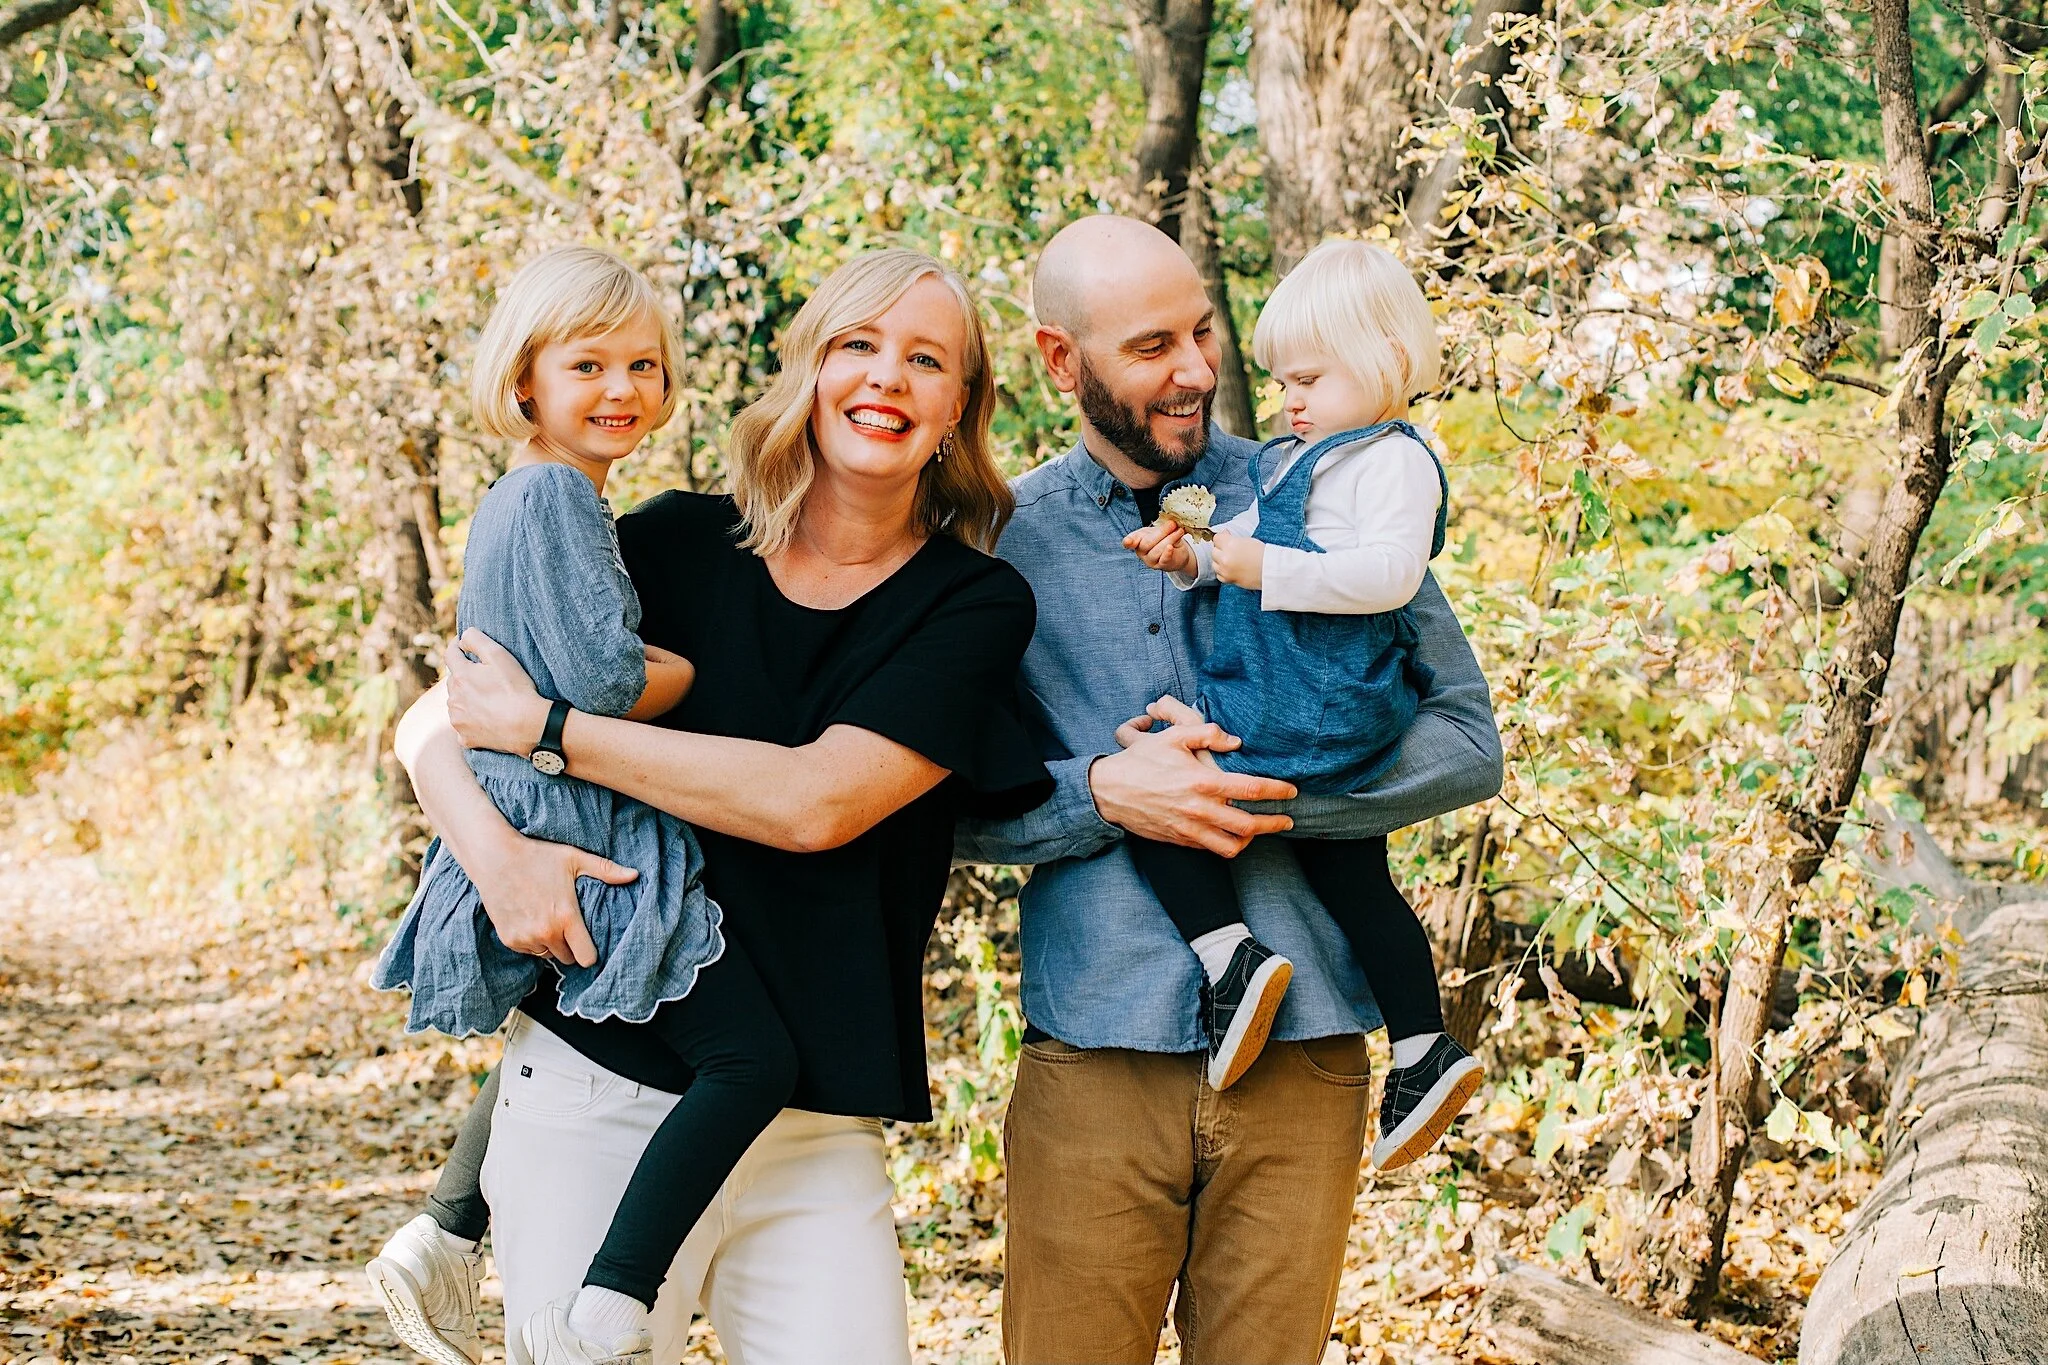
1292;1034;1372;1087
1020;1038;1087;1065
501;1055;611;1119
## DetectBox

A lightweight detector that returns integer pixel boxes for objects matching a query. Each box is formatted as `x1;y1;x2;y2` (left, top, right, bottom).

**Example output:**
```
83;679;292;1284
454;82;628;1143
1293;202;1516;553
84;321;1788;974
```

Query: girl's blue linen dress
371;463;725;1037
1195;419;1451;796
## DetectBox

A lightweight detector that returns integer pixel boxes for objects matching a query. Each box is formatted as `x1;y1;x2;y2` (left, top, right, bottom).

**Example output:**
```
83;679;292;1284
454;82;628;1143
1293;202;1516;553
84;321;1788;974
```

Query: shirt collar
1057;426;1237;511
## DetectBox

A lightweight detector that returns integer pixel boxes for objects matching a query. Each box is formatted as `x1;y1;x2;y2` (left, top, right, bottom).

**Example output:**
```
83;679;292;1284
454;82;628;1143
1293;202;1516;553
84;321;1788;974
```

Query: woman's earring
937;430;956;464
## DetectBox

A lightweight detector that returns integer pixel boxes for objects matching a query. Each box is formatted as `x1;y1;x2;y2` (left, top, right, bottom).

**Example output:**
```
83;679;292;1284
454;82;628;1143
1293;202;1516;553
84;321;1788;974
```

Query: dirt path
0;849;503;1363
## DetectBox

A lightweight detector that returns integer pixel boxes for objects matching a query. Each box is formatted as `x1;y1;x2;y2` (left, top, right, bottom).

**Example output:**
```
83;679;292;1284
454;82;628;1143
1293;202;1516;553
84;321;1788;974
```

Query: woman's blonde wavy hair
727;249;1011;556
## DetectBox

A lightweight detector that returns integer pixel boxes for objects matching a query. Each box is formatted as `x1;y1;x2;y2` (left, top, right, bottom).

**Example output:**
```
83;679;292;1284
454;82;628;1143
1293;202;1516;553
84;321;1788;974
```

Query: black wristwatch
530;699;571;776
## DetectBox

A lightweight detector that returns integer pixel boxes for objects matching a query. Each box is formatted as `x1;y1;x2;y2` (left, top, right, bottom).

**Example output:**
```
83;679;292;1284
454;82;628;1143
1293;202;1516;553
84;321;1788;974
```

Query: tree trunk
1127;0;1212;246
1126;0;1257;435
1800;819;2048;1365
1181;154;1258;437
1475;1259;1761;1365
1650;0;1957;1314
1404;0;1540;243
1432;810;1500;1050
682;0;737;127
1250;0;1434;270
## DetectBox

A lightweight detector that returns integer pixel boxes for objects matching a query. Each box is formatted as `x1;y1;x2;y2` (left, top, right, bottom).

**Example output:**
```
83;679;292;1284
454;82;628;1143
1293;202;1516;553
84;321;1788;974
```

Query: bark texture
1473;1258;1760;1364
1126;0;1256;435
1800;822;2048;1365
1250;0;1436;270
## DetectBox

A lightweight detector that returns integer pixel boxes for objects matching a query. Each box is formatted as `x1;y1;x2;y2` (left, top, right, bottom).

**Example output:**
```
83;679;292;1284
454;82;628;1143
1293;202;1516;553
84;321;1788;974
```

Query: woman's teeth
849;410;911;433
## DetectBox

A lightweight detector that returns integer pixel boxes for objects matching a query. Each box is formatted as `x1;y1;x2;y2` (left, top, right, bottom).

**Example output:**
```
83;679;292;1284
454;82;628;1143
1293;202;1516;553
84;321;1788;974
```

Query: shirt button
1148;622;1161;635
1097;494;1110;508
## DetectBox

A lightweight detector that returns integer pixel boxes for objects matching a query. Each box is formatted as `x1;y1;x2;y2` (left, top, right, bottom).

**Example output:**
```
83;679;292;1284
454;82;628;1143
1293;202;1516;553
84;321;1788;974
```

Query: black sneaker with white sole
1371;1034;1484;1171
1200;936;1293;1091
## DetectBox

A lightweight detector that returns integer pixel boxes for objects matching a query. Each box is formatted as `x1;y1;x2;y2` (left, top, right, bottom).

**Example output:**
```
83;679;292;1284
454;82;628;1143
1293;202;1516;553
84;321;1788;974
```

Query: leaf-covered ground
0;820;1866;1364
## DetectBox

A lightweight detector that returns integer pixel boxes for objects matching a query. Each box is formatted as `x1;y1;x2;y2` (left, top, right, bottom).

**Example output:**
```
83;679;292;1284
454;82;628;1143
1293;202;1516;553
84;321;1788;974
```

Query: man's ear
1034;325;1081;395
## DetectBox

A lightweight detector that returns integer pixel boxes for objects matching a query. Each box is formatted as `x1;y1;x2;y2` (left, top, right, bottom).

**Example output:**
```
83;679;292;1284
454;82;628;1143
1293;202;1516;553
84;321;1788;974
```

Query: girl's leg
1292;836;1479;1171
701;1111;912;1365
1291;835;1445;1042
581;939;798;1310
1126;836;1246;942
424;1069;499;1242
1127;836;1294;1092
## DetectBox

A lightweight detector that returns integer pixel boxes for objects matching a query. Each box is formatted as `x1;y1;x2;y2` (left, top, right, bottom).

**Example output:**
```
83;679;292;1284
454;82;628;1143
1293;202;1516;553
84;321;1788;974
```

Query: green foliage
0;395;148;786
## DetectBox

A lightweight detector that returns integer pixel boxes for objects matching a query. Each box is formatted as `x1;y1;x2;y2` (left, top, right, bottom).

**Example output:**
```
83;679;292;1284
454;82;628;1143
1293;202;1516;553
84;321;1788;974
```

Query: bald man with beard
955;217;1502;1364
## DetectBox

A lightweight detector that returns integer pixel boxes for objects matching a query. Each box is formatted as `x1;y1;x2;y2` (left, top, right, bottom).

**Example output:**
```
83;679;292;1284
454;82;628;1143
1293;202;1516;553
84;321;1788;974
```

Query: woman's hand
469;832;634;967
1121;522;1198;577
446;629;553;756
1210;530;1265;589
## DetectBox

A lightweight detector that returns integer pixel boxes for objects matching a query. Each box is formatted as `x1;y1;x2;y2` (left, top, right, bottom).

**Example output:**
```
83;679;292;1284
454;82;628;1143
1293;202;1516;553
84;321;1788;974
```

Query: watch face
530;749;567;777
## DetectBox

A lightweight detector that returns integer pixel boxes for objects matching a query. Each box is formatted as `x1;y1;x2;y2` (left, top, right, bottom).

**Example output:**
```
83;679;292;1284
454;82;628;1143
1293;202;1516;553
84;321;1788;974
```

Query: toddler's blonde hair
1252;240;1441;424
470;245;681;441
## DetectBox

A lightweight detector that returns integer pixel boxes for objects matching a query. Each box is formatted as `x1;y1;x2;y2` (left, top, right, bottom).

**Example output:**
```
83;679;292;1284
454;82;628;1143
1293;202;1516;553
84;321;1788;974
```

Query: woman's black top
519;491;1051;1123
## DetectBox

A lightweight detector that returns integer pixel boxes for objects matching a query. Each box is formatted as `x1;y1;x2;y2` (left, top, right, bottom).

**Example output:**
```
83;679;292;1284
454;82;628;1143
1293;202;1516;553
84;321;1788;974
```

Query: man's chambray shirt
954;428;1503;1053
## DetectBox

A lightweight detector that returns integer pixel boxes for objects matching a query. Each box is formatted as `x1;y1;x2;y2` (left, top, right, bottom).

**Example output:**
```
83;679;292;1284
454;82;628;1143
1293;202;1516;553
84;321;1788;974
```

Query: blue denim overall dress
371;463;725;1037
1202;420;1451;796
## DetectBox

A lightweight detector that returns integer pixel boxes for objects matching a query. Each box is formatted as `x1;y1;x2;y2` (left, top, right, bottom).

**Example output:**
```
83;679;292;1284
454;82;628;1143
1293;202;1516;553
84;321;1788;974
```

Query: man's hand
470;831;636;967
446;629;552;756
1092;711;1295;857
1211;530;1265;589
1121;522;1198;577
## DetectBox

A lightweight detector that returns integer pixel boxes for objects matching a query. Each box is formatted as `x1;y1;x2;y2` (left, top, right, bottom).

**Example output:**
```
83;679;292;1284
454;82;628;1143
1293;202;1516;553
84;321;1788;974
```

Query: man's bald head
1029;215;1221;486
1032;215;1204;339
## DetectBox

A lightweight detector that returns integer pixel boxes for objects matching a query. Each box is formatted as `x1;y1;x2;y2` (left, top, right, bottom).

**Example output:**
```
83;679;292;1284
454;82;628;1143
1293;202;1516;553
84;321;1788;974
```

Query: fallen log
1470;1257;1760;1364
1799;814;2048;1365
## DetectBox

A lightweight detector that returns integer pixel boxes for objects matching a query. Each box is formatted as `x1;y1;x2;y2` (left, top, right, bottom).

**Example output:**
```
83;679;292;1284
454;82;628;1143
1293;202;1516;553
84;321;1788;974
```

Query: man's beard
1076;359;1210;479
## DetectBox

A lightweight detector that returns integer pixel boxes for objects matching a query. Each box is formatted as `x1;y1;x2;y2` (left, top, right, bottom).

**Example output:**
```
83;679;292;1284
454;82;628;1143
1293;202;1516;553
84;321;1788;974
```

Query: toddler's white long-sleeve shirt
1173;430;1442;614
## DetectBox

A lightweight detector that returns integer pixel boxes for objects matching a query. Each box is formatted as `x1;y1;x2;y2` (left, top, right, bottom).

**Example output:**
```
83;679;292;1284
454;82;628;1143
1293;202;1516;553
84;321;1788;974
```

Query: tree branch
0;0;95;50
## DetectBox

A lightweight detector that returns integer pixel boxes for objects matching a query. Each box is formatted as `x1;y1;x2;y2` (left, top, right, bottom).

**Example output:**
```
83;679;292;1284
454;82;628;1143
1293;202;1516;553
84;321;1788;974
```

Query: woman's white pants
478;1013;913;1365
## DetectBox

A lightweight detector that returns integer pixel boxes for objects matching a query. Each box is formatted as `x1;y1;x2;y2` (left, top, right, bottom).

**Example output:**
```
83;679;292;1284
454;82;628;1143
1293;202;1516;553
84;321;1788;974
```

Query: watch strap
536;698;571;757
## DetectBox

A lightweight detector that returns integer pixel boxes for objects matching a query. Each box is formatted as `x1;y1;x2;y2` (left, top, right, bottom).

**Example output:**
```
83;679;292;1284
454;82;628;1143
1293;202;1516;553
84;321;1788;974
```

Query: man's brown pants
1001;1035;1372;1364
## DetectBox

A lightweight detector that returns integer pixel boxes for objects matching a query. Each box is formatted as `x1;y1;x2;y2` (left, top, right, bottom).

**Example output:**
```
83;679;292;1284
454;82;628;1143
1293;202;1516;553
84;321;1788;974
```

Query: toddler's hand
1122;522;1198;577
1211;530;1265;590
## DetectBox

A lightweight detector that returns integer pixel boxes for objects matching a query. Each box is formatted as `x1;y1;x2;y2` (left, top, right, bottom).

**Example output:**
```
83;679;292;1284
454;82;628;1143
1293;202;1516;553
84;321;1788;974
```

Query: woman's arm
394;680;631;966
446;629;950;852
624;645;695;722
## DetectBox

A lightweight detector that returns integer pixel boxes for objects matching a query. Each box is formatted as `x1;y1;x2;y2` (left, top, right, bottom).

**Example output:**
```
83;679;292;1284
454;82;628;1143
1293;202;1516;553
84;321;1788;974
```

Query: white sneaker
512;1294;654;1365
365;1214;485;1365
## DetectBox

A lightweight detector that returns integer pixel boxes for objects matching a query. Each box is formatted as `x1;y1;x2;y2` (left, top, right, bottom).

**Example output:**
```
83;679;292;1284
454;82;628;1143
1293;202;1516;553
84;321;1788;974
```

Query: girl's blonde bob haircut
727;248;1011;557
470;246;681;442
1252;239;1441;424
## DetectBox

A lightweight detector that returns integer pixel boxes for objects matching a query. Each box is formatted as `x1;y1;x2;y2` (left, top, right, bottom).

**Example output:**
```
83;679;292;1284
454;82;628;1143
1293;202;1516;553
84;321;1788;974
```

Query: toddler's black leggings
1127;832;1446;1041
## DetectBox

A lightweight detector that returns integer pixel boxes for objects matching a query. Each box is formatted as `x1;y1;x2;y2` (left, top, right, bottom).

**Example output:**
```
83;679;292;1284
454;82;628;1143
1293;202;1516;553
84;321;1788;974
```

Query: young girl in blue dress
1122;239;1484;1171
366;246;795;1365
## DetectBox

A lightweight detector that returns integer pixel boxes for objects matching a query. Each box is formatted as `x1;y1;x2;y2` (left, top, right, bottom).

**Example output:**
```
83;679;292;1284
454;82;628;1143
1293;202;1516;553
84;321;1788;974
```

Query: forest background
2;0;2046;1361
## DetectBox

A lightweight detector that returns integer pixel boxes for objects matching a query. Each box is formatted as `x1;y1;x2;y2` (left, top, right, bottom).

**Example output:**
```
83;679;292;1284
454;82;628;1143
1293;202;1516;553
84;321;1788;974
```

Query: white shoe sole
1206;954;1293;1091
1371;1054;1484;1171
366;1256;482;1365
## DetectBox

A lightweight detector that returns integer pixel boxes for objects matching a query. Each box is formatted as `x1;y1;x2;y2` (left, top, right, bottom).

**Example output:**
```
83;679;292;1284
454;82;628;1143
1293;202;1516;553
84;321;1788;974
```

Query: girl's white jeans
479;1012;914;1365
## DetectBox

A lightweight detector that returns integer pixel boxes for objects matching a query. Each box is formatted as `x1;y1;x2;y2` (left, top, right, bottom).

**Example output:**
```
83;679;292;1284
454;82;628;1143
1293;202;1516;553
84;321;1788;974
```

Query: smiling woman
384;245;1050;1363
724;248;1010;562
